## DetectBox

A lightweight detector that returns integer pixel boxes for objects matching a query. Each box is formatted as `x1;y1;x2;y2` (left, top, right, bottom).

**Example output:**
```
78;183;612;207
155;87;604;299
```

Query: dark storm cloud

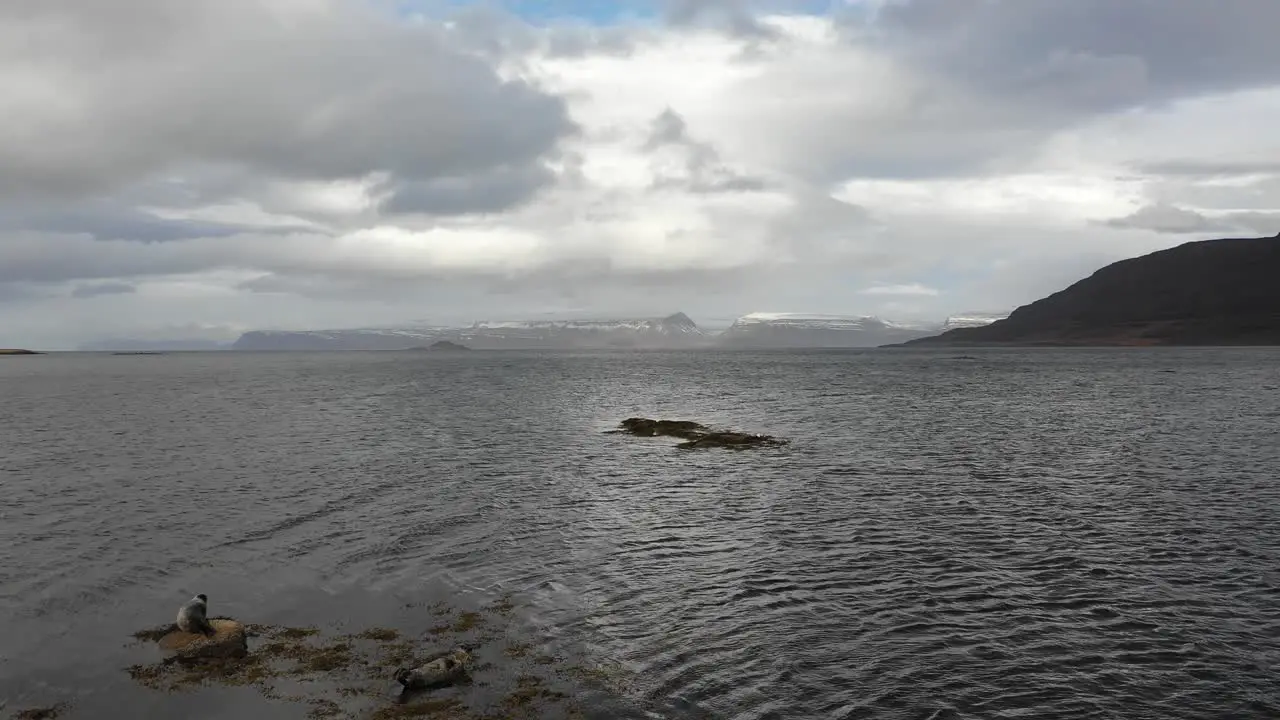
0;0;576;202
0;282;50;304
0;233;236;284
378;164;558;216
72;282;137;299
0;203;279;243
864;0;1280;112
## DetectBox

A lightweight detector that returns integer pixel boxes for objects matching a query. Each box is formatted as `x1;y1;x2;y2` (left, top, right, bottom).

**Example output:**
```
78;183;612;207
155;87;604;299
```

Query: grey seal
394;646;472;690
176;593;215;636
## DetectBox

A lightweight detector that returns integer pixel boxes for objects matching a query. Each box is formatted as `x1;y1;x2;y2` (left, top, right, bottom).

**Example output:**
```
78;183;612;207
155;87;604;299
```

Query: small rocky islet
609;417;788;449
406;340;471;352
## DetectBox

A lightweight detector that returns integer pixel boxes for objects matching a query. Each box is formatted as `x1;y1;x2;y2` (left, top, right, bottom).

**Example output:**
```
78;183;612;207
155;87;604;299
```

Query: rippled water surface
3;348;1280;719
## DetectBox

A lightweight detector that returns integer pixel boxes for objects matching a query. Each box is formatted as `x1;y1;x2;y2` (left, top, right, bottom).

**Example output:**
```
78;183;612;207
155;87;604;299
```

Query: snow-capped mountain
231;313;705;350
469;312;700;335
456;312;705;349
940;312;1010;331
717;313;939;348
232;327;452;351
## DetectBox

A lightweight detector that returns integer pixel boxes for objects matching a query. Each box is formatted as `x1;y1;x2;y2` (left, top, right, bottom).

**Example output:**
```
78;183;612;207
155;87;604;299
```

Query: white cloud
834;173;1145;223
1101;203;1230;235
860;283;939;297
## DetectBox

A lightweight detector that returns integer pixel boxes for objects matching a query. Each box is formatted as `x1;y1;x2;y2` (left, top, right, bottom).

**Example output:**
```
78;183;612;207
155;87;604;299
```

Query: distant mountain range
897;233;1280;347
230;313;705;351
224;311;1008;351
77;338;234;352
717;313;937;348
459;312;706;349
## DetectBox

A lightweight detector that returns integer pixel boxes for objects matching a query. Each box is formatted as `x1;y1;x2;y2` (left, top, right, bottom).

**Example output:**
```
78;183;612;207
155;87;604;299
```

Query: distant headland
0;349;42;355
408;340;472;352
893;233;1280;347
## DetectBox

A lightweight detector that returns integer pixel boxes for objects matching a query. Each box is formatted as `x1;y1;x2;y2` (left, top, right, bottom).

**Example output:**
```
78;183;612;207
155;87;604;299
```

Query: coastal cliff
896;234;1280;347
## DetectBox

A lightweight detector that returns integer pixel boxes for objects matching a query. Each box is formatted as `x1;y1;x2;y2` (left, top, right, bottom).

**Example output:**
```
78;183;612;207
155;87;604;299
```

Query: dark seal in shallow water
394;646;473;691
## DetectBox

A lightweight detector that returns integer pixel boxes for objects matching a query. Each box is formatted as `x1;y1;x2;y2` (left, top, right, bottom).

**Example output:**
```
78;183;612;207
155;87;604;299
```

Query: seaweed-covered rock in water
610;418;787;449
157;618;249;661
615;418;708;440
675;431;785;450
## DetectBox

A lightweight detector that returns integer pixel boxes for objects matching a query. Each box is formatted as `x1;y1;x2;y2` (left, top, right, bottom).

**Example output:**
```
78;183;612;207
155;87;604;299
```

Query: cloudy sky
4;0;1280;348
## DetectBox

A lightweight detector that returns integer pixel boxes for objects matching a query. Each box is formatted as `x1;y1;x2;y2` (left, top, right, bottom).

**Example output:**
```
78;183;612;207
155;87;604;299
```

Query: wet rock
611;418;787;449
675;431;785;450
157;618;248;661
615;417;708;439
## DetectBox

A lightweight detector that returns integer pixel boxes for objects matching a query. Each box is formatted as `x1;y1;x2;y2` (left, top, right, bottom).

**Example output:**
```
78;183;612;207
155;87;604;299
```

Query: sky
4;0;1280;348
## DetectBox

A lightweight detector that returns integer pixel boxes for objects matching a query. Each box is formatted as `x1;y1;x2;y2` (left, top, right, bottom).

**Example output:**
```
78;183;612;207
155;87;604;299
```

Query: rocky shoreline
108;595;624;720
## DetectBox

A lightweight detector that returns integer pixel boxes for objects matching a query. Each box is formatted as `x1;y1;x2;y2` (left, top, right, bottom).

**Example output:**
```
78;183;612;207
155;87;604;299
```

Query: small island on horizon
0;348;42;355
407;340;472;352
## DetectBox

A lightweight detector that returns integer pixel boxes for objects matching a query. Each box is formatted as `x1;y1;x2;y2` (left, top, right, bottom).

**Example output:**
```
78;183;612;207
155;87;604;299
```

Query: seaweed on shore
124;599;623;719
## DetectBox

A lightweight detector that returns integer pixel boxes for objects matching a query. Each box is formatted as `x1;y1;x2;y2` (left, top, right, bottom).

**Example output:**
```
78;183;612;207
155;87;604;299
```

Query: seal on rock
176;594;214;636
394;647;472;690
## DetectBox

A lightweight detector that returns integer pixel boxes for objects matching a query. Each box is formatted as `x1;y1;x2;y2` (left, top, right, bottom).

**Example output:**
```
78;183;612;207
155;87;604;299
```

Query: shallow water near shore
3;348;1279;719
